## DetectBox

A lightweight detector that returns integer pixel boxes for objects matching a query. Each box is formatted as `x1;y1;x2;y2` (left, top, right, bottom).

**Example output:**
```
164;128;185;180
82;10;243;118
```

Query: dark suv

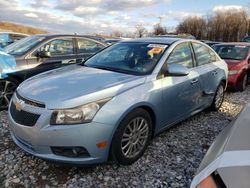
0;34;107;109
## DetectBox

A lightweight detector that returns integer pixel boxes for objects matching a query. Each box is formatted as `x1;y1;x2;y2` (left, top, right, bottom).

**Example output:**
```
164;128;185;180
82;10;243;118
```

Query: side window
167;42;193;68
35;38;74;57
77;38;104;54
193;43;215;66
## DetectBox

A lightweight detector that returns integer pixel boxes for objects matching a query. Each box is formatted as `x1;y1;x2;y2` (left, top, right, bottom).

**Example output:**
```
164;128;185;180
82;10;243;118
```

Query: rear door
25;37;77;78
191;42;221;105
75;37;106;63
160;42;203;126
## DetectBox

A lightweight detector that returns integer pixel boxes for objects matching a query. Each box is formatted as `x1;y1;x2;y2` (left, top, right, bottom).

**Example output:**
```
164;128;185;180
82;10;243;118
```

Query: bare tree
135;24;147;38
176;9;250;42
153;23;167;35
111;30;123;38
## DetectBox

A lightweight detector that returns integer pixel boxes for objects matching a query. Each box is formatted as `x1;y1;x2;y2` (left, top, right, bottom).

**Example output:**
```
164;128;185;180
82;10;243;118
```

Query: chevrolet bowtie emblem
14;99;25;111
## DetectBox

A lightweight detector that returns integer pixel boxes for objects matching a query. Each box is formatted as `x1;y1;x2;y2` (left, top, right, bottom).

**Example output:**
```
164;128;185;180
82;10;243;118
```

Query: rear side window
37;38;74;56
192;43;217;66
167;42;193;68
77;38;105;54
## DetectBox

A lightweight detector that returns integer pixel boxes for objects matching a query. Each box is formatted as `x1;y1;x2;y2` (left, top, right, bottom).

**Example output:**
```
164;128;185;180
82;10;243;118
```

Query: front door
160;42;203;126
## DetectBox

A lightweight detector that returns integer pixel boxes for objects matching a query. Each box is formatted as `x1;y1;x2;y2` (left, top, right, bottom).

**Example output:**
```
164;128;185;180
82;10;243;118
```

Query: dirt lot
0;88;249;188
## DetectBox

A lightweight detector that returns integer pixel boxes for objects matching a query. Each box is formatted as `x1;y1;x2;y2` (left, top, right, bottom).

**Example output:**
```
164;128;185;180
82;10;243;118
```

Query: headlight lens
228;70;241;75
50;98;111;125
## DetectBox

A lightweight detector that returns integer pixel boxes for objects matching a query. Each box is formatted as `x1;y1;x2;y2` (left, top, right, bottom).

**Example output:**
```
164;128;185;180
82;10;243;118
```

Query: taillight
197;176;218;188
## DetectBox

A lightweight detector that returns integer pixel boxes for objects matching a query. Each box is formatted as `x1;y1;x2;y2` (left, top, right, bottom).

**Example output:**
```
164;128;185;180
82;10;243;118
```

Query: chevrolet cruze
8;38;228;165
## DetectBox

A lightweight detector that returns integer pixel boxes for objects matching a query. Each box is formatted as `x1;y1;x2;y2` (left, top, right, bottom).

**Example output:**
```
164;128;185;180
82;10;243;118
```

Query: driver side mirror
165;64;189;77
35;51;51;58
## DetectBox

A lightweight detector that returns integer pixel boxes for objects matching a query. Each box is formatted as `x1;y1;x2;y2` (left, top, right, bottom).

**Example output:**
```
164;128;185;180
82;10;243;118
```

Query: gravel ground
0;88;249;188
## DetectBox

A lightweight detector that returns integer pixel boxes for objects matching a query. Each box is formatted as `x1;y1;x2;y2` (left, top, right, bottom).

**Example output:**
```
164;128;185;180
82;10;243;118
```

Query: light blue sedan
8;38;228;165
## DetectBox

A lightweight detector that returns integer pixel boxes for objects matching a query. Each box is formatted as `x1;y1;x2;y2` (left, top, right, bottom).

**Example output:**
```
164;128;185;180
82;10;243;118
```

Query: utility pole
158;16;163;25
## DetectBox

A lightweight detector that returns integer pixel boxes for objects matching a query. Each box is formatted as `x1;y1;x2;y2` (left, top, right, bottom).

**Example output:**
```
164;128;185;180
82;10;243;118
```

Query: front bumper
8;97;115;165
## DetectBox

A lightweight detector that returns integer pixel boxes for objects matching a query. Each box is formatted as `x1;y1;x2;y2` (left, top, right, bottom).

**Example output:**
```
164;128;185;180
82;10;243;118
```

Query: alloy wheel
121;117;149;159
0;80;17;109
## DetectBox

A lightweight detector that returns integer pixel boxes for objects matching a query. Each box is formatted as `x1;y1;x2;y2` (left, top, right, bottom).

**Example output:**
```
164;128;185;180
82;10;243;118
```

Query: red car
214;43;250;91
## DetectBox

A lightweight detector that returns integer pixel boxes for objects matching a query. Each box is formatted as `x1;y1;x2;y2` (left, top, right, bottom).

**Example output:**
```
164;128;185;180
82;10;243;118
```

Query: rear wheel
110;108;152;165
0;78;18;111
210;83;225;111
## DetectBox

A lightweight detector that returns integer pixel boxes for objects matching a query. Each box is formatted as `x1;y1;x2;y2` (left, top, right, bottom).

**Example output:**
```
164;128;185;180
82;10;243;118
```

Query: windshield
214;45;249;60
84;42;168;75
4;35;45;56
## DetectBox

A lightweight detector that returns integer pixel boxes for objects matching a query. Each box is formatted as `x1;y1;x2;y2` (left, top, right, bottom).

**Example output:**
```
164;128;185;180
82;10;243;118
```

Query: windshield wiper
87;65;136;75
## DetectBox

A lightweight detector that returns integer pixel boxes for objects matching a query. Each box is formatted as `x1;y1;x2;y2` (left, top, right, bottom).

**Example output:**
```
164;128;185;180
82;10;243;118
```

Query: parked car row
0;32;249;177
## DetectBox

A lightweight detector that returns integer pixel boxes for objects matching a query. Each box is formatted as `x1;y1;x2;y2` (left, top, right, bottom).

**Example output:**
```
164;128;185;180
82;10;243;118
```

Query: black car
0;32;28;48
0;34;107;110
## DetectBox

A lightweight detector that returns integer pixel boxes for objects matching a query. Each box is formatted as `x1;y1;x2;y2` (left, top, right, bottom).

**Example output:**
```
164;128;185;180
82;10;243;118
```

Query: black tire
0;78;19;111
110;108;152;165
238;73;248;92
210;82;225;111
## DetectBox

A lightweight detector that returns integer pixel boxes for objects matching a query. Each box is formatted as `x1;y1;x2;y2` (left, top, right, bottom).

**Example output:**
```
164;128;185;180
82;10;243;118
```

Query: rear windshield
214;45;249;60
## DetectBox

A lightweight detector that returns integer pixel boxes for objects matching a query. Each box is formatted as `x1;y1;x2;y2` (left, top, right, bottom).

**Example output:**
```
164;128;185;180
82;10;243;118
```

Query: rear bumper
227;74;241;88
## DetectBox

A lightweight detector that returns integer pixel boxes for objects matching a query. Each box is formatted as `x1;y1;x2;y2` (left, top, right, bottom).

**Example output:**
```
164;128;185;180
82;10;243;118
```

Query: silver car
8;38;228;165
191;104;250;188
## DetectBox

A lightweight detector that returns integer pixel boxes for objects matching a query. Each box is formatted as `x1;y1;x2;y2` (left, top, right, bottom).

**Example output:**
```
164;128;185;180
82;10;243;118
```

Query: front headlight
50;98;111;125
228;70;241;75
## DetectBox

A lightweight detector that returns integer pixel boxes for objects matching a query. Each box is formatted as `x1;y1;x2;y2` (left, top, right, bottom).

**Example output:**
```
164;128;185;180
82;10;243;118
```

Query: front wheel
210;83;225;111
238;73;248;92
0;79;18;111
110;108;152;165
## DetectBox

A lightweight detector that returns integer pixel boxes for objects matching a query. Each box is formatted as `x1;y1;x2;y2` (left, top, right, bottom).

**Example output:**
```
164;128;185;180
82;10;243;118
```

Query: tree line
111;9;250;42
176;9;250;42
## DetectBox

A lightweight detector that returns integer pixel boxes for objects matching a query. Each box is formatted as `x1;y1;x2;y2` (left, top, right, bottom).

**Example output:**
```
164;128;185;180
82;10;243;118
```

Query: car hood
17;65;146;109
191;104;250;187
0;51;17;79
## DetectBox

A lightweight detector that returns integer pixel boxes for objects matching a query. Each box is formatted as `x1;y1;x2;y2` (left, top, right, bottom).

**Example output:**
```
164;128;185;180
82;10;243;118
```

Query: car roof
120;37;189;45
33;33;103;39
214;42;250;46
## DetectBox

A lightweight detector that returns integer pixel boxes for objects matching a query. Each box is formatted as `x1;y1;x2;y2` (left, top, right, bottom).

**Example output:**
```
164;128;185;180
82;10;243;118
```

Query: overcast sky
0;0;249;34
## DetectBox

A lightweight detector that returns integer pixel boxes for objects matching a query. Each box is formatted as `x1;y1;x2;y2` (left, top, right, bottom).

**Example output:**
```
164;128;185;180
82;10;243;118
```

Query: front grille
16;92;45;108
10;102;40;127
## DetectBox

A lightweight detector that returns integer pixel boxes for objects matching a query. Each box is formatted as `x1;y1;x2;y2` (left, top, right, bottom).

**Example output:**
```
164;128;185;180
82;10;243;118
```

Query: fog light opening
51;146;90;158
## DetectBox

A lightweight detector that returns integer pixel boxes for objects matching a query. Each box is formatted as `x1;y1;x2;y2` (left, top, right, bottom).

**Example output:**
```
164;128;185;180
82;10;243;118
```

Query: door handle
191;79;199;84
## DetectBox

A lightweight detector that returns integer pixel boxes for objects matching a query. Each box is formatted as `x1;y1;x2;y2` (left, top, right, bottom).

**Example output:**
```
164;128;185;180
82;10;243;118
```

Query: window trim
75;37;107;55
25;36;76;60
191;42;218;67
